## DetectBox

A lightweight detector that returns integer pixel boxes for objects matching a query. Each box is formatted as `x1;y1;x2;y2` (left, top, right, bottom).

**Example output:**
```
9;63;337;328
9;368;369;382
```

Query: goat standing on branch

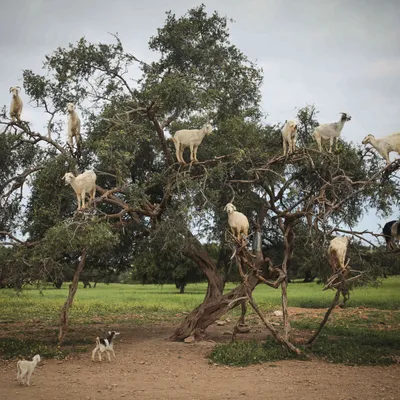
382;220;400;250
224;203;249;242
66;103;81;149
314;112;351;153
362;133;400;165
9;86;23;122
328;236;350;273
282;120;298;156
63;170;97;211
171;123;213;164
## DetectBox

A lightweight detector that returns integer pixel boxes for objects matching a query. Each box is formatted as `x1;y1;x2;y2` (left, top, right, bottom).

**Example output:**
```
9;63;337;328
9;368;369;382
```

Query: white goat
362;133;400;165
9;86;23;122
314;113;352;153
17;354;40;386
92;331;120;362
282;120;298;156
171;123;213;164
224;203;249;242
328;236;350;273
62;170;97;210
67;103;81;148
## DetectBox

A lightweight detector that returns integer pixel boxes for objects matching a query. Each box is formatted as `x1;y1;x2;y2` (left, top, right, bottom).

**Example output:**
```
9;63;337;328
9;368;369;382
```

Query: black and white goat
382;220;400;250
91;331;120;362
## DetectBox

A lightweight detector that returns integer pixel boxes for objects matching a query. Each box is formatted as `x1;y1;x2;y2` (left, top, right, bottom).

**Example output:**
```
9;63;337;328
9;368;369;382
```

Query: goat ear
16;86;21;91
233;205;237;210
108;331;112;335
224;205;227;211
9;87;12;93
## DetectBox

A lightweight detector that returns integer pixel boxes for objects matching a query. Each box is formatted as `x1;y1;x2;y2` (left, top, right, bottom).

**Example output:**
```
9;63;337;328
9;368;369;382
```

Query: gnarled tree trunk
170;208;280;341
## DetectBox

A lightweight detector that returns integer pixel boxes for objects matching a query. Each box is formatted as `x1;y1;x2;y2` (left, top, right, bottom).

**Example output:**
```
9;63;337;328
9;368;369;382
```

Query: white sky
1;0;399;240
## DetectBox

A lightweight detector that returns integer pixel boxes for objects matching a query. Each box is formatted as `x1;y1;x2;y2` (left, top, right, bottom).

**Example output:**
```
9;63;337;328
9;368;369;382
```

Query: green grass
0;277;399;364
0;276;399;325
210;323;400;367
0;338;71;360
309;326;400;365
210;337;308;366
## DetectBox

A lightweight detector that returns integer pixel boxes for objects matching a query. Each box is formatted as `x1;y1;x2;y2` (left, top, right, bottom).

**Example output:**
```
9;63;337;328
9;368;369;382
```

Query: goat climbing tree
1;5;400;349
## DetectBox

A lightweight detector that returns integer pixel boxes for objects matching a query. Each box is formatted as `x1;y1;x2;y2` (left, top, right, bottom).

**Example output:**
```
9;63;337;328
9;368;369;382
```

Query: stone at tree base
184;335;195;343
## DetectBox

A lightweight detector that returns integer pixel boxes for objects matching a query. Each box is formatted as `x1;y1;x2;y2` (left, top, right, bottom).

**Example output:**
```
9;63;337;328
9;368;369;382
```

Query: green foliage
146;4;263;120
0;338;69;360
210;337;306;366
210;326;399;366
25;155;76;239
0;132;42;234
308;327;399;366
42;219;118;257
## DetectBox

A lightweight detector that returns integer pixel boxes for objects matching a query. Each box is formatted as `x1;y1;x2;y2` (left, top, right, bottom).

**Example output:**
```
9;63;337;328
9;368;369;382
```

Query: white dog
17;354;41;386
92;331;120;362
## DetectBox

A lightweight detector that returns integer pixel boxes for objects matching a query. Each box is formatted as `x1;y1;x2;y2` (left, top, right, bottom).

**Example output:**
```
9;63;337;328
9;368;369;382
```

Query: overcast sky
1;0;399;238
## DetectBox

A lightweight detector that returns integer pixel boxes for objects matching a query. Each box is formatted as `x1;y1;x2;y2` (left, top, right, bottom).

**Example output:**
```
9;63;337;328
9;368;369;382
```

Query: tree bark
306;285;342;345
170;213;283;342
169;240;284;341
281;219;295;340
170;247;225;340
58;248;87;344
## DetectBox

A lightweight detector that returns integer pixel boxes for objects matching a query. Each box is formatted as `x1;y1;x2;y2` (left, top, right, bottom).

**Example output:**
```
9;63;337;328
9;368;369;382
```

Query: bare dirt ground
1;310;399;400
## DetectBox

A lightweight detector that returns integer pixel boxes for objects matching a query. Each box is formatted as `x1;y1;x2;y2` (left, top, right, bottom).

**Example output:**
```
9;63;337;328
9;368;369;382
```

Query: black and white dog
91;331;120;362
382;220;400;250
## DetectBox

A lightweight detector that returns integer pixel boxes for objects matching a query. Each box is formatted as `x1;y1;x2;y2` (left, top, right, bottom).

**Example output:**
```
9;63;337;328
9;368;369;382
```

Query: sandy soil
1;320;399;400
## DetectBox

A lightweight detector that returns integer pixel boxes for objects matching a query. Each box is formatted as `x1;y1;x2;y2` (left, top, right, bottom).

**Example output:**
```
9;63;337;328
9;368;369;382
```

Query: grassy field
0;277;399;365
0;276;399;325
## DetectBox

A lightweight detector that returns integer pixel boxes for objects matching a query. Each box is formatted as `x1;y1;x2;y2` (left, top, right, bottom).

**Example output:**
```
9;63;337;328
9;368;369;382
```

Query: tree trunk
83;280;91;288
58;249;87;344
170;248;225;340
281;219;295;340
170;206;278;342
169;241;280;341
303;270;316;283
53;278;63;289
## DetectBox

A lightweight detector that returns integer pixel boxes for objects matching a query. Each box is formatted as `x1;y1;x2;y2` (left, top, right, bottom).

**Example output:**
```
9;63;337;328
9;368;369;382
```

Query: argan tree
1;5;399;348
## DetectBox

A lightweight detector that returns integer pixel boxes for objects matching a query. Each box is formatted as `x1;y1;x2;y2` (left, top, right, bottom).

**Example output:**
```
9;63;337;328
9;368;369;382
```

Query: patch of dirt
1;323;399;400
